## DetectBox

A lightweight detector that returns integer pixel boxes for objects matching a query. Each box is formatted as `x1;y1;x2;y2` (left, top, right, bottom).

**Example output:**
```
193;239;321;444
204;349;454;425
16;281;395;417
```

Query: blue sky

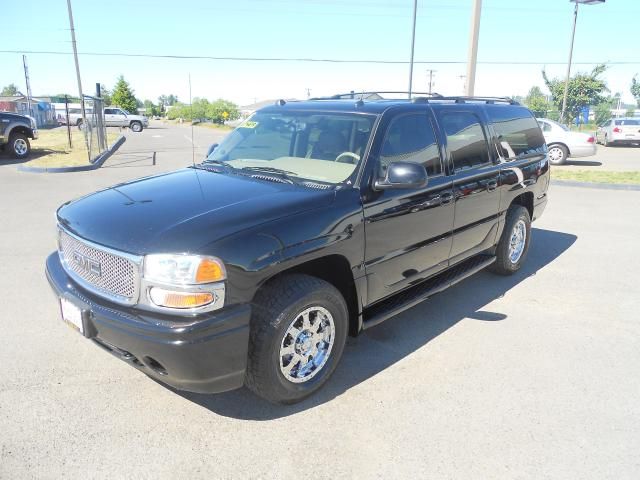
1;0;638;106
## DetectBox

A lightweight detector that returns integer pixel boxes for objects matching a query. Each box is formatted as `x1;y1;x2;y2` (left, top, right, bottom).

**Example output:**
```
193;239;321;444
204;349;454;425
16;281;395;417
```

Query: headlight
143;254;226;285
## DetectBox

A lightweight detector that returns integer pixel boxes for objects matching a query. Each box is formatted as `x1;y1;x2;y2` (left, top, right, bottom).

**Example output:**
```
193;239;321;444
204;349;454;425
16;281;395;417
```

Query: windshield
206;111;375;184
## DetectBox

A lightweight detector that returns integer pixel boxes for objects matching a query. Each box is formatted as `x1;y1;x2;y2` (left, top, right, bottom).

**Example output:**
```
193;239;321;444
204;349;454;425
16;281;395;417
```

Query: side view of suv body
68;107;148;132
0;111;38;159
46;94;549;404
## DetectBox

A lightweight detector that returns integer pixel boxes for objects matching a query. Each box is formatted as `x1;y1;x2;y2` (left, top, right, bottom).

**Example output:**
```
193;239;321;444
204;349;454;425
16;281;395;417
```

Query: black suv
46;93;549;404
0;112;38;159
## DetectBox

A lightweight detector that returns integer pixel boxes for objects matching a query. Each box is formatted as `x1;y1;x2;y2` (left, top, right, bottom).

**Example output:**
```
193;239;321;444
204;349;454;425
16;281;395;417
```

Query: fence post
64;95;72;149
95;83;106;151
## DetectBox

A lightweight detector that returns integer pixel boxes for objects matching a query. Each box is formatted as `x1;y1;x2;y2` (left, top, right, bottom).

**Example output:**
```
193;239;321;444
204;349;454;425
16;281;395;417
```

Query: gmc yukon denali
46;93;550;404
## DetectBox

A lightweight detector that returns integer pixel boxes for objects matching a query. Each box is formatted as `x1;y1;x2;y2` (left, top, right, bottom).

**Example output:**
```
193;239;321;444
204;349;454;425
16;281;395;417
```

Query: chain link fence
81;95;108;163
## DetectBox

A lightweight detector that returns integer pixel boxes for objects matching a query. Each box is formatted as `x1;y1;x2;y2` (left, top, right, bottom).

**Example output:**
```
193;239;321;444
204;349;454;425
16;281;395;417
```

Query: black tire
130;121;143;132
547;143;568;165
604;135;612;147
245;274;348;404
8;132;30;159
490;205;531;276
76;119;83;130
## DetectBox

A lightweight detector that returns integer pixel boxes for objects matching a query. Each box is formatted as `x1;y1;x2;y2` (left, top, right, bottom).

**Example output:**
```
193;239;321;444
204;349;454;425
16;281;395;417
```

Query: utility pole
465;0;483;96
305;88;311;99
560;2;579;124
66;0;88;146
22;55;33;122
408;0;418;98
426;69;436;94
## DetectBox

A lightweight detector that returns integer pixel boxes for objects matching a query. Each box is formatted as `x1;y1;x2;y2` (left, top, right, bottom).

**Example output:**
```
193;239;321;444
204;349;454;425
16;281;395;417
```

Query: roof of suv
259;94;520;115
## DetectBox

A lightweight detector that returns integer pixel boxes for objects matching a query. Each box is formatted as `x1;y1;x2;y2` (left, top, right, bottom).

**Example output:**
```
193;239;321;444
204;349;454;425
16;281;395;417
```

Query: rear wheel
9;132;30;159
130;121;143;132
245;274;348;404
490;205;531;276
547;144;568;165
604;135;611;147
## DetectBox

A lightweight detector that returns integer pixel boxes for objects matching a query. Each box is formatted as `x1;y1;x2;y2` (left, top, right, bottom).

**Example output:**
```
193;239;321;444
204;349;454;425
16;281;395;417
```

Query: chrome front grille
58;228;141;304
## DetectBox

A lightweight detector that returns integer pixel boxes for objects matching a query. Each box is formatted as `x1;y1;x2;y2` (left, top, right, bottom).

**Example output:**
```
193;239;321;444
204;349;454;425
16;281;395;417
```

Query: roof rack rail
310;91;444;100
308;92;518;105
424;96;520;105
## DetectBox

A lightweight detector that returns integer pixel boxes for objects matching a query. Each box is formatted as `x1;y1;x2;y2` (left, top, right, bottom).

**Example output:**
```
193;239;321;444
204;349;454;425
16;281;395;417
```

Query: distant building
0;95;56;127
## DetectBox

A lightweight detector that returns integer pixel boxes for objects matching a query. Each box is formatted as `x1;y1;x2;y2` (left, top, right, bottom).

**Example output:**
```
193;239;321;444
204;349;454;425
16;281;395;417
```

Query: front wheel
245;274;348;404
130;121;143;132
547;144;568;165
490;205;531;276
9;132;30;159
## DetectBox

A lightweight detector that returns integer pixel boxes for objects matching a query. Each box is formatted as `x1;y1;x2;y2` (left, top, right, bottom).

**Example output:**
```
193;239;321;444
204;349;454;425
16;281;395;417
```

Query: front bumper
46;253;251;394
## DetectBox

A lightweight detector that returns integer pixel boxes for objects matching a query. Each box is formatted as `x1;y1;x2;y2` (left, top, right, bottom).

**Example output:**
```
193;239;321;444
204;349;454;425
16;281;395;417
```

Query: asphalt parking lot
1;123;639;479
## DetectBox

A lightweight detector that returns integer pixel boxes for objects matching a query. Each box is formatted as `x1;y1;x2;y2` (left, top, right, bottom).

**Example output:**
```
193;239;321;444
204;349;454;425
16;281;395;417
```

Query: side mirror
374;161;428;191
206;143;219;158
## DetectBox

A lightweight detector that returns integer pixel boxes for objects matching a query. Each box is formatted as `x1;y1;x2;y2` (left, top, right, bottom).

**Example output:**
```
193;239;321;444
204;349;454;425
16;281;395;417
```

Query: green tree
594;102;612;125
543;64;608;124
631;75;640;107
524;86;550;117
99;84;112;105
111;75;138;113
626;108;636;117
1;83;20;96
207;99;240;124
143;100;159;116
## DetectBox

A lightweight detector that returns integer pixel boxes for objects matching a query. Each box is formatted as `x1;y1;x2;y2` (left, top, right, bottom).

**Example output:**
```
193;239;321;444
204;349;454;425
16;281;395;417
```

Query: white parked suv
103;107;148;132
69;107;148;132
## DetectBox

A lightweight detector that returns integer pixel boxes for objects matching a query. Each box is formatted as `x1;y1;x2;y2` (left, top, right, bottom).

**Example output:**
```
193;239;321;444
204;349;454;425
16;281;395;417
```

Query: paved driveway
1;124;639;479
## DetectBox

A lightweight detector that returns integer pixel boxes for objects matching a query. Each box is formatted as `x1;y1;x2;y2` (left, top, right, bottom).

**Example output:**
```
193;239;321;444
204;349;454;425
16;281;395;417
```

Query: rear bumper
568;143;596;158
45;253;251;394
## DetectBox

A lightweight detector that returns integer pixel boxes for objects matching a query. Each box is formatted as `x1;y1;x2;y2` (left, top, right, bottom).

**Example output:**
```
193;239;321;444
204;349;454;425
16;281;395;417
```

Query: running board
362;255;496;330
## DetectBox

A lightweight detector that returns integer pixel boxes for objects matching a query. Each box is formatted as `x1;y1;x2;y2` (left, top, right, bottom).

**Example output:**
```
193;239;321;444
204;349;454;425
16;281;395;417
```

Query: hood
57;168;335;254
1;112;31;122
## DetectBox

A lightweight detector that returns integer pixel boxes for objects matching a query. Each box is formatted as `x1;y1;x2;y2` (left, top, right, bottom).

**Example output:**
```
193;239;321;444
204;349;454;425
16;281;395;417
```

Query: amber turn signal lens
195;258;225;283
149;288;214;309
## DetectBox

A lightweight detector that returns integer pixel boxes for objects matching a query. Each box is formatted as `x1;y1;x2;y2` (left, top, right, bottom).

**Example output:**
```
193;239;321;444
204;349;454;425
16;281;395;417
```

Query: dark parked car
0;112;38;159
46;93;549;404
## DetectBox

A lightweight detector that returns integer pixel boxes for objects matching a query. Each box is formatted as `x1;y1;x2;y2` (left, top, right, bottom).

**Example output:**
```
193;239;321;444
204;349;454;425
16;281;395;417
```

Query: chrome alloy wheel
279;306;335;383
548;146;565;163
508;219;527;264
14;138;28;156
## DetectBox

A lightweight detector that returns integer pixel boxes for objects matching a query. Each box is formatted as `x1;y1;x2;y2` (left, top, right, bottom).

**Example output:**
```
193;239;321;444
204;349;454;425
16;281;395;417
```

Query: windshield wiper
193;160;235;172
239;166;300;184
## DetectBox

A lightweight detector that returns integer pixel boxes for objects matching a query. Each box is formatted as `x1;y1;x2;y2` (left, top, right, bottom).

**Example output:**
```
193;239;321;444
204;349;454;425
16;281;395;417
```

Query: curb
551;179;640;192
18;135;126;173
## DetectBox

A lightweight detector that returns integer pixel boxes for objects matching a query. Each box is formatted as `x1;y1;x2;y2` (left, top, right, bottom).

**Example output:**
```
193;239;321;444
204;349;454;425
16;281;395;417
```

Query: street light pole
560;0;605;125
465;0;482;96
408;0;418;98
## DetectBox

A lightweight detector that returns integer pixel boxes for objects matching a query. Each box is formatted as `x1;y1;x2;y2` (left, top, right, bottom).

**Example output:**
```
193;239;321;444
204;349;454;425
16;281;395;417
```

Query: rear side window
380;113;442;176
440;112;490;171
487;106;546;159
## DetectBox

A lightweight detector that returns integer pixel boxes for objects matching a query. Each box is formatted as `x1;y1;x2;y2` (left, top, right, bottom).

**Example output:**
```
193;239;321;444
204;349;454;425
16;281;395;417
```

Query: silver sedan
595;118;640;147
536;118;597;165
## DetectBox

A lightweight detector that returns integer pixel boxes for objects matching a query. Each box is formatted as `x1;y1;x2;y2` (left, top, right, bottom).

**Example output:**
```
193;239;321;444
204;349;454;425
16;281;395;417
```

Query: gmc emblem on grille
71;250;102;277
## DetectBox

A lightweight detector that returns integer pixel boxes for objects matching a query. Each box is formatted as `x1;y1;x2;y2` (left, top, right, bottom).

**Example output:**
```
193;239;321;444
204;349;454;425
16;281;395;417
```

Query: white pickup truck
68;107;148;132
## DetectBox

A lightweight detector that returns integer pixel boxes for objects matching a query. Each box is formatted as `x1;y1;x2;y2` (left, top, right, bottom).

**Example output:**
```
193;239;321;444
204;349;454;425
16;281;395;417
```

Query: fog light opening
143;356;168;376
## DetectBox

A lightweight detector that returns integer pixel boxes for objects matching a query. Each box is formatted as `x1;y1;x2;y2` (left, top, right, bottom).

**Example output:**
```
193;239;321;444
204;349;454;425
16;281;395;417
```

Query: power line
0;50;637;65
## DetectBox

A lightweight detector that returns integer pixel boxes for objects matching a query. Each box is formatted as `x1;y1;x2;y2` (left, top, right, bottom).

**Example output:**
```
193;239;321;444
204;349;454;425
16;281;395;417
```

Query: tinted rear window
486;106;546;159
614;119;640;126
